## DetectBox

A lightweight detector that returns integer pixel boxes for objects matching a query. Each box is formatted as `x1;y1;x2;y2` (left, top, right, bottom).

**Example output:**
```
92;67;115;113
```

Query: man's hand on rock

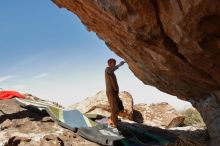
119;61;126;66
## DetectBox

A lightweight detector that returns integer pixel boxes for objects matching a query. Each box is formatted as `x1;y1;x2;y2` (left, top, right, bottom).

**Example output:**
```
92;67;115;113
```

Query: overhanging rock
51;1;220;145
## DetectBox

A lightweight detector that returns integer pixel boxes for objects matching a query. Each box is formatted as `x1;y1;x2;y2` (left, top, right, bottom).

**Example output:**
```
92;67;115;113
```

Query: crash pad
78;123;162;146
15;98;96;131
78;122;173;146
78;124;124;146
118;123;172;145
46;106;97;132
15;98;61;111
0;91;25;100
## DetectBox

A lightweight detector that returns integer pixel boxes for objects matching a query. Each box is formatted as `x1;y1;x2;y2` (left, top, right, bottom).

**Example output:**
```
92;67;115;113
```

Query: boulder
52;0;220;99
70;90;134;120
134;103;185;128
51;1;220;144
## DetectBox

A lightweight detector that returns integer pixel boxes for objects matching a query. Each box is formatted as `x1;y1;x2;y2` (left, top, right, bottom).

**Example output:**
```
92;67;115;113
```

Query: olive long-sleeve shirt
105;64;122;93
105;64;124;113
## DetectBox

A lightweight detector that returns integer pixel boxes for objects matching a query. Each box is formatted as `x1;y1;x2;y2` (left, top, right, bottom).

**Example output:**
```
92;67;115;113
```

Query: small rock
5;136;31;146
1;119;14;130
41;116;53;122
40;135;64;146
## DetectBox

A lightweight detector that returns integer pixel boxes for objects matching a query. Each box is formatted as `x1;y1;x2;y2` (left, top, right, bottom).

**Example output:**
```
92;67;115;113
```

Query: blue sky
0;0;191;110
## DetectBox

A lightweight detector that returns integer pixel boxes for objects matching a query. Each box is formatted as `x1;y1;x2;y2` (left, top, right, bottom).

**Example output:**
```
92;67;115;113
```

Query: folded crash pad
0;91;25;100
78;124;124;146
15;98;62;112
46;106;97;132
78;123;172;146
15;98;96;131
118;123;172;145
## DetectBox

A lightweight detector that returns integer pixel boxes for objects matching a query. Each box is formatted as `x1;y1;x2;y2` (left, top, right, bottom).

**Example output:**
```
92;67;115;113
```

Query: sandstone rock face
69;90;134;120
51;1;220;144
52;0;220;100
134;103;185;128
193;92;220;146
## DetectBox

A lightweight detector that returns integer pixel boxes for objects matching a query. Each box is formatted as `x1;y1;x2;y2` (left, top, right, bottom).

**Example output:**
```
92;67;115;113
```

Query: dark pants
106;91;124;125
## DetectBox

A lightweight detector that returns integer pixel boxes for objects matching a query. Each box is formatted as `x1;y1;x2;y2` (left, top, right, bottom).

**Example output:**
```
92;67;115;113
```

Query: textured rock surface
0;98;208;146
52;0;220;100
0;99;98;146
168;126;209;146
134;103;185;128
70;91;184;128
193;91;220;146
51;0;220;144
69;90;134;120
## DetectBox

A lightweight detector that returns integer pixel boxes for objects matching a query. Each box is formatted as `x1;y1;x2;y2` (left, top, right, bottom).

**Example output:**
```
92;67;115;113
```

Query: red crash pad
0;91;25;100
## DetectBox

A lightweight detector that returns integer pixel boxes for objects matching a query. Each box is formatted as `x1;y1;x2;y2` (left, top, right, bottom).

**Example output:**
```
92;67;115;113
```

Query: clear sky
0;0;191;110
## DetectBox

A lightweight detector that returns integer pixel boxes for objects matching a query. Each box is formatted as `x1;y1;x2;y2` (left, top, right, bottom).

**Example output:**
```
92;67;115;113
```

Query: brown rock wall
52;0;220;100
51;0;220;144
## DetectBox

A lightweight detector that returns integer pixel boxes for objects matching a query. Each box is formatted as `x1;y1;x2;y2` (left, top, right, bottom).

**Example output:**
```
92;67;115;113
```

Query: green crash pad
46;106;97;132
15;98;97;132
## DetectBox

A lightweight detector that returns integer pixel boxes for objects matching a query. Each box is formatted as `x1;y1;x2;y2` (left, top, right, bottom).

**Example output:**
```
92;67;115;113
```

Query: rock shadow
0;109;48;124
115;121;209;145
133;109;144;123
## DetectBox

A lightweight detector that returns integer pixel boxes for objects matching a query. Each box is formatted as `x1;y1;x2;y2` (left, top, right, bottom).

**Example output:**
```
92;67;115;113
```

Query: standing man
105;58;125;127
